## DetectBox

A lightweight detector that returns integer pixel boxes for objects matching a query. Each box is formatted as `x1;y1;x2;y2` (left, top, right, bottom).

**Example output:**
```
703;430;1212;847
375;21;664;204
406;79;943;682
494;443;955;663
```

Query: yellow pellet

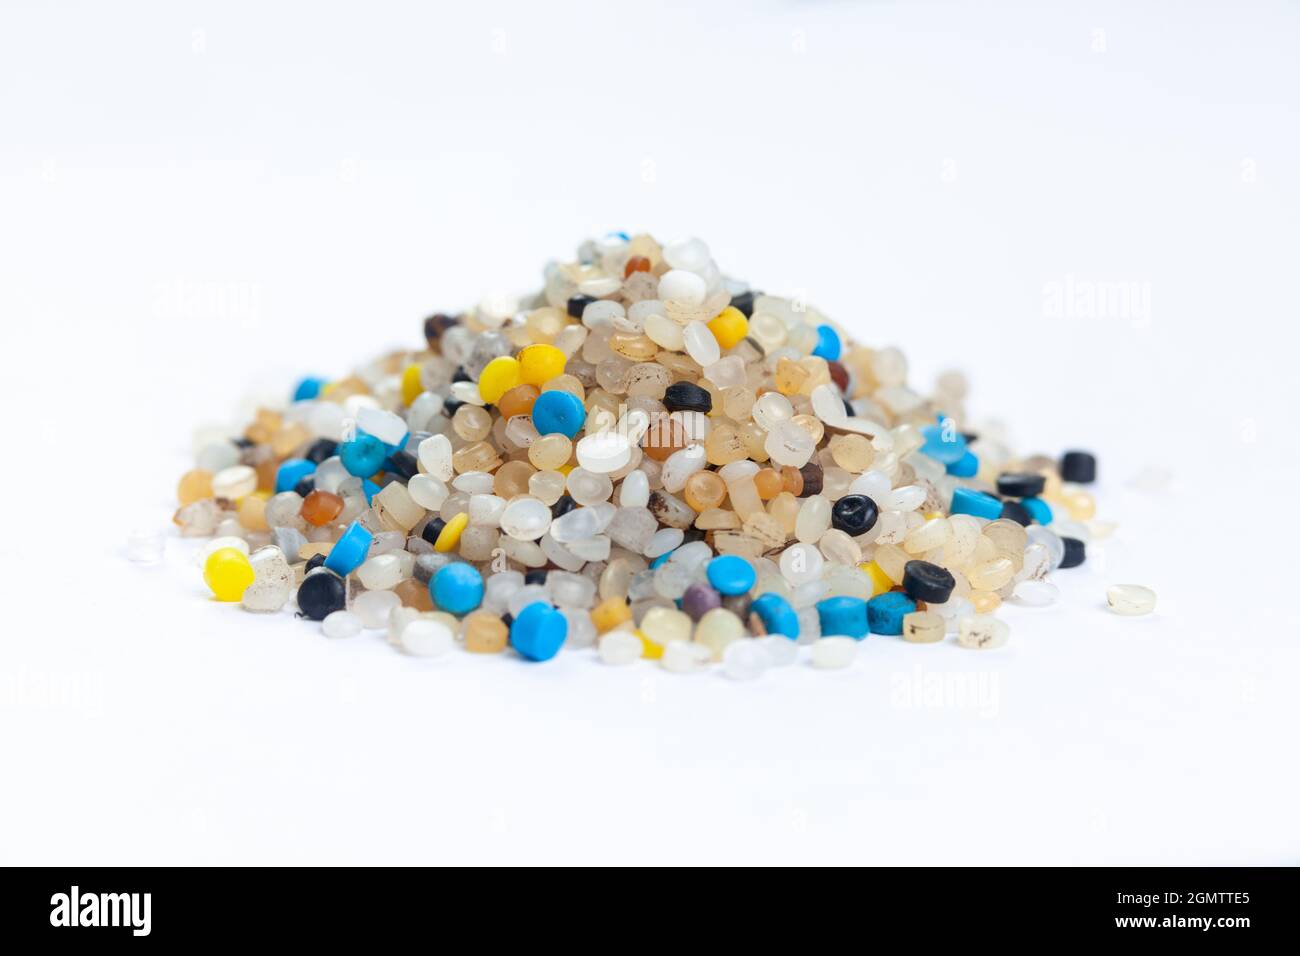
434;512;469;552
591;597;632;633
858;560;894;597
517;344;567;386
707;306;749;350
477;356;521;404
401;363;424;405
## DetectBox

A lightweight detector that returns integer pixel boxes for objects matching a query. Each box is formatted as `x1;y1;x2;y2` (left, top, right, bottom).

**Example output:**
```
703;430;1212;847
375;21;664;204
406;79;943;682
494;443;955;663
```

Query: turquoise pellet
947;450;979;478
339;434;387;477
324;520;373;577
530;390;587;438
706;555;756;596
950;487;1003;521
510;602;568;661
812;324;841;361
866;592;916;635
431;562;484;615
275;458;316;493
293;377;326;401
815;596;870;639
1021;496;1053;524
751;593;800;639
919;419;968;465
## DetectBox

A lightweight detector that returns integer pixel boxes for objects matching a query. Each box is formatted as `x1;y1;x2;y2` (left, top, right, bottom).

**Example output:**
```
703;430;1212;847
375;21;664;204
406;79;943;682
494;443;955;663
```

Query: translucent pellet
1106;584;1156;616
811;636;857;669
126;528;164;563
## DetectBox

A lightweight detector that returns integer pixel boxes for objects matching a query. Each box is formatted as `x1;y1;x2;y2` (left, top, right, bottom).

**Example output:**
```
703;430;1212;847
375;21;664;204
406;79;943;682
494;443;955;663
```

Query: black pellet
997;472;1046;498
452;366;471;383
1060;450;1097;484
293;476;316;497
304;438;339;464
442;397;464;417
663;381;713;414
296;571;346;621
730;290;756;317
525;569;548;586
1000;500;1033;526
421;517;447;546
567;294;596;318
1059;537;1086;569
305;554;325;572
386;451;419;482
902;560;956;604
552;494;577;519
831;494;879;536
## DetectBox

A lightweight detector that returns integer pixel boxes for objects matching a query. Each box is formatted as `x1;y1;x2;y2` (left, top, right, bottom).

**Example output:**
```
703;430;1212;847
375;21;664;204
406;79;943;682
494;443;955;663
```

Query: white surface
2;0;1297;865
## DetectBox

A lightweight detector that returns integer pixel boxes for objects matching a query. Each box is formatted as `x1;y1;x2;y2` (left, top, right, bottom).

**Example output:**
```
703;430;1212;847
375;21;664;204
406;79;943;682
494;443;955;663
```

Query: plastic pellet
866;591;916;635
510;602;568;661
204;547;255;602
1106;584;1156;616
902;560;956;604
297;570;346;621
322;610;363;639
901;611;945;644
431;562;484;615
811;636;857;669
172;231;1117;676
957;614;1010;650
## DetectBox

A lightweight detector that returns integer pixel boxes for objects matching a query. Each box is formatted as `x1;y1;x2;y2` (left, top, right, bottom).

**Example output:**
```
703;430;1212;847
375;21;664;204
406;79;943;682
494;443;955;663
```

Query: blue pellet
812;324;841;361
706;555;756;596
293;377;327;401
919;420;968;465
531;390;587;438
950;487;1003;521
751;593;799;640
946;449;979;478
324;520;373;577
431;562;484;615
867;592;917;635
650;551;672;570
510;602;568;662
815;596;870;639
275;458;316;493
339;433;388;477
1021;496;1053;524
361;479;380;504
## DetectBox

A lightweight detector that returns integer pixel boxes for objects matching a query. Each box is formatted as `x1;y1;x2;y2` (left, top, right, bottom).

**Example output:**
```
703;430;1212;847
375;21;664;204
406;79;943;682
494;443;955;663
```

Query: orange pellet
301;490;344;526
177;469;213;505
497;383;540;419
641;416;688;462
591;598;632;633
395;578;435;611
623;255;652;278
754;468;783;500
780;466;804;496
237;493;269;532
684;470;727;511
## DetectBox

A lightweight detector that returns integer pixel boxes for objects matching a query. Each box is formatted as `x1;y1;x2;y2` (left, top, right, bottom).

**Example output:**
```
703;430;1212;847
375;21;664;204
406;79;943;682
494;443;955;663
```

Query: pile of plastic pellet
168;232;1150;678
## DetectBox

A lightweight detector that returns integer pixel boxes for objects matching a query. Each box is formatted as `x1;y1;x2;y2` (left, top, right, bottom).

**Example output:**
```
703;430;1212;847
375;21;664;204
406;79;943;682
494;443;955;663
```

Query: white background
2;0;1297;864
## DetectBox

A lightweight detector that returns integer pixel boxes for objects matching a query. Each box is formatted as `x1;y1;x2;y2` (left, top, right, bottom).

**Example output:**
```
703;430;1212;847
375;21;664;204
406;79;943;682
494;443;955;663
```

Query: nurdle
169;231;1143;676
